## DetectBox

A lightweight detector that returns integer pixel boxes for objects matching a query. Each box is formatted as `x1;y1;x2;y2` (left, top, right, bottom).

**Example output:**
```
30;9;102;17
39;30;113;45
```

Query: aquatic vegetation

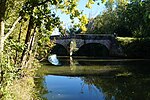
116;72;132;77
37;62;121;77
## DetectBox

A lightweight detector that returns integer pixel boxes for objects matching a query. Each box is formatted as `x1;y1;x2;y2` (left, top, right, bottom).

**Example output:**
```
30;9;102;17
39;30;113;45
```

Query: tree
0;0;26;60
86;0;150;37
86;0;130;35
120;0;150;37
0;0;100;87
0;0;92;66
88;10;120;34
0;0;97;99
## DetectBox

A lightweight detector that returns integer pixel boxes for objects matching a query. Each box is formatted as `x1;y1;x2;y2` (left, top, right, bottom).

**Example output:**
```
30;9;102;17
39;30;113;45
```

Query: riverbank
117;37;150;58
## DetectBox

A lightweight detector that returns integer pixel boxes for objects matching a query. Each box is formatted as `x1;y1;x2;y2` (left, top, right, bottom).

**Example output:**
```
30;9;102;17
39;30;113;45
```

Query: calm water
36;58;150;100
43;75;105;100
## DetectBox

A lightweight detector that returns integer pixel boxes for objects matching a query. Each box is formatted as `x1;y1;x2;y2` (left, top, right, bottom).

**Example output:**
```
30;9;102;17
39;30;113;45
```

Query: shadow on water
36;57;150;100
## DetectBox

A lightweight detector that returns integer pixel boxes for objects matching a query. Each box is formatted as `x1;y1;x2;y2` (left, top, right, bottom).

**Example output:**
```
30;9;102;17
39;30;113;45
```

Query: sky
51;0;106;35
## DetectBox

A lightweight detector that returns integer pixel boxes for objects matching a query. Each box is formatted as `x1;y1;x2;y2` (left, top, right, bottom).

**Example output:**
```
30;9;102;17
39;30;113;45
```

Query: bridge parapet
50;34;115;40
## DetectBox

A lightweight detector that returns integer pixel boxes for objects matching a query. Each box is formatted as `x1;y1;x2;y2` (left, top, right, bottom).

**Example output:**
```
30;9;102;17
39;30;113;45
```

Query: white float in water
48;54;61;65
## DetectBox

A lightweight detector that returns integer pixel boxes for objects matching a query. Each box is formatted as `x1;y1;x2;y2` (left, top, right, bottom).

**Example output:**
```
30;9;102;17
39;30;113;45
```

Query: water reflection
48;54;61;66
36;58;150;100
43;75;106;100
60;57;150;75
70;57;80;71
82;75;150;100
40;74;150;100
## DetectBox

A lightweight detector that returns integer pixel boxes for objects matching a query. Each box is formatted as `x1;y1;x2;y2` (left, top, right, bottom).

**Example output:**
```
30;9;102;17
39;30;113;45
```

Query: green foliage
126;39;150;58
120;0;150;37
88;10;119;34
0;55;18;100
117;37;136;46
0;0;97;98
117;37;150;58
36;30;55;60
86;0;95;8
87;0;150;38
2;0;141;99
0;0;81;99
1;76;43;100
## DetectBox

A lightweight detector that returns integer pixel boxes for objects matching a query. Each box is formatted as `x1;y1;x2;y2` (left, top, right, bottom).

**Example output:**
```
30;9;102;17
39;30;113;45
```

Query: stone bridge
50;34;123;57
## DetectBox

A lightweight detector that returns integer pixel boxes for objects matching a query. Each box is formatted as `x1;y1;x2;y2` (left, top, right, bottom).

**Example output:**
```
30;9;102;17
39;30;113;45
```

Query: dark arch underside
75;43;109;57
50;44;69;56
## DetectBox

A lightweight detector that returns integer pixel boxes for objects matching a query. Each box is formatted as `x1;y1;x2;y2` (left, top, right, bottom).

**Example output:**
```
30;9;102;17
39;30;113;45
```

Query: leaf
101;0;106;3
86;2;92;8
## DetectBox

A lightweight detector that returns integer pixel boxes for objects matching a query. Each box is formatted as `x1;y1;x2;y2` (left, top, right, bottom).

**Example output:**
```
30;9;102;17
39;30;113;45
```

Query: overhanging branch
4;16;22;40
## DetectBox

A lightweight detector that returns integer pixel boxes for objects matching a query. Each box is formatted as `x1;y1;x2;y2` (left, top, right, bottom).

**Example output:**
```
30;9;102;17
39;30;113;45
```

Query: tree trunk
0;0;6;58
0;20;4;57
0;0;6;83
21;14;34;68
0;21;4;84
24;27;37;68
14;22;23;65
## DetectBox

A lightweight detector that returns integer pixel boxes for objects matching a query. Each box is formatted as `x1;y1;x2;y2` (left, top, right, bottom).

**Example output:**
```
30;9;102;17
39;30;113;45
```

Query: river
35;57;150;100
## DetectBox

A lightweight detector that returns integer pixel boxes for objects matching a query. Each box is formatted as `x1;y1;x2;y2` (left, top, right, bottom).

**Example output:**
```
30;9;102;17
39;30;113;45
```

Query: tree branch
37;0;50;6
31;0;50;8
4;16;22;40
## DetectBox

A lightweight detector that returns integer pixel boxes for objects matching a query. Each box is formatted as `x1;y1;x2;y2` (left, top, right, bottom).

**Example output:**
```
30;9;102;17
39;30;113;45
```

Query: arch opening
76;43;109;57
50;44;69;56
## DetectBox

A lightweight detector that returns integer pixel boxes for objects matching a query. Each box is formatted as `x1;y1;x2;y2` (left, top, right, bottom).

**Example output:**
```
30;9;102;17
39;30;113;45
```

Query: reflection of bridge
50;34;123;57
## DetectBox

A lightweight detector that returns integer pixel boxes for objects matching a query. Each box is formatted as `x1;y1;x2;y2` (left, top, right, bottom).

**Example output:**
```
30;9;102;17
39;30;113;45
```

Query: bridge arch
76;39;112;50
50;34;123;57
50;43;69;56
76;43;109;57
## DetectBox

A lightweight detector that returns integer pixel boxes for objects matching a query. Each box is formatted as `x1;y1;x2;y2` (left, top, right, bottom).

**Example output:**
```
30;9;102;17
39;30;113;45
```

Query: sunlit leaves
56;0;89;32
5;40;25;52
79;15;88;32
116;0;128;6
60;0;80;16
109;0;114;4
101;0;106;3
80;25;87;32
86;2;92;8
86;0;95;8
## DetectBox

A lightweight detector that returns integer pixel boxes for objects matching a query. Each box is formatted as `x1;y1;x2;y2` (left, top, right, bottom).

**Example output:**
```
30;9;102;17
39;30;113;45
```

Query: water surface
36;58;150;100
43;75;105;100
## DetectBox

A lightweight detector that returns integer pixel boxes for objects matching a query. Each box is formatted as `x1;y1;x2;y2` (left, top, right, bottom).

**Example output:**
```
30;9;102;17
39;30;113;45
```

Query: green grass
117;37;136;45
